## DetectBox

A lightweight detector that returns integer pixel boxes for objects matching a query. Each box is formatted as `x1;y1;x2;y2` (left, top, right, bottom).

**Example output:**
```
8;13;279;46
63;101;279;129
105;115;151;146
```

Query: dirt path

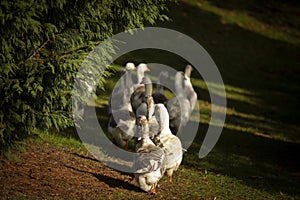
0;141;144;199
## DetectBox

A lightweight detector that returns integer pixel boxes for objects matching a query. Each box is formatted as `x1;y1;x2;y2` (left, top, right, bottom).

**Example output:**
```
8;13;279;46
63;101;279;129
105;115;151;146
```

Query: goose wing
134;145;166;174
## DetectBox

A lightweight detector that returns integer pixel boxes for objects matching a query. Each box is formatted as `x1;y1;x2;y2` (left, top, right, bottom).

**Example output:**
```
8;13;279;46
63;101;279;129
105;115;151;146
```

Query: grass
2;0;300;199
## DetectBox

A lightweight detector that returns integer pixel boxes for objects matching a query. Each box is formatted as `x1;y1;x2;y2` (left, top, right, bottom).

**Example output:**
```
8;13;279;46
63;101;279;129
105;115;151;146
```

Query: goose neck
137;69;144;84
145;83;153;96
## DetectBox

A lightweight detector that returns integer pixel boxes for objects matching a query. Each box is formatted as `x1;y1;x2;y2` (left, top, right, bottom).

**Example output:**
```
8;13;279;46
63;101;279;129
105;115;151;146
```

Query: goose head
135;115;151;144
185;65;193;79
121;62;136;76
137;63;150;83
125;62;136;71
136;115;148;128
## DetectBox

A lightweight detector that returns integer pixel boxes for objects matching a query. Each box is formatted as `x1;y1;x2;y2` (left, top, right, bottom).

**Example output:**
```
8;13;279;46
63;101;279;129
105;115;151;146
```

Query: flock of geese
107;62;197;194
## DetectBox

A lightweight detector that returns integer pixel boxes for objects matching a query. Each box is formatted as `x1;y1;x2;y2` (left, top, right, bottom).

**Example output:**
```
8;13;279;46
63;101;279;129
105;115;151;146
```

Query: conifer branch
25;39;50;62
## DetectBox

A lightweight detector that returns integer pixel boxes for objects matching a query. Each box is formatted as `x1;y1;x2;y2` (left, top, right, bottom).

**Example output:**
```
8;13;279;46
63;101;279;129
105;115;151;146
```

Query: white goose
154;104;183;183
136;63;150;87
108;62;136;114
134;115;166;194
108;62;136;149
108;109;136;149
166;71;191;134
183;65;198;112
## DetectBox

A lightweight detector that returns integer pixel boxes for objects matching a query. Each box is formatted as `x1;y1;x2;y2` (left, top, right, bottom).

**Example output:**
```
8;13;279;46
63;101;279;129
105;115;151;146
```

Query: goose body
154;104;183;183
108;108;136;149
167;71;191;134
108;62;136;114
134;116;166;194
130;74;152;114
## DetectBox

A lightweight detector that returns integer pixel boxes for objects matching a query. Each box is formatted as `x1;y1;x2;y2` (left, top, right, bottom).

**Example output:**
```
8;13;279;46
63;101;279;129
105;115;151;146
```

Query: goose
153;104;183;183
183;65;198;112
152;71;169;105
134;115;166;194
119;62;136;97
108;109;136;149
131;76;152;115
130;63;151;94
130;63;151;113
107;62;136;149
136;63;150;87
135;77;159;140
108;62;136;114
166;71;191;134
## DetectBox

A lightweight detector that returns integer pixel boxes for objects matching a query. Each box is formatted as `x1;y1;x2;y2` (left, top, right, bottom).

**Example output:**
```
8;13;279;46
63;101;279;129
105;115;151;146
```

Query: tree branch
25;39;50;62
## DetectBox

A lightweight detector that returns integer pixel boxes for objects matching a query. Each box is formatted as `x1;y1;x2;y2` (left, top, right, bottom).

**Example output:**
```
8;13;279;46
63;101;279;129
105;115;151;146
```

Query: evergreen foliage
0;0;173;151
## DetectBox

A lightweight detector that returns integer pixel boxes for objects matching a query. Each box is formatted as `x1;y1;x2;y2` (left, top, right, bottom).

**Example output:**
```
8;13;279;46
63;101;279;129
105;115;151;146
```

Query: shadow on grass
64;164;141;192
72;152;134;177
183;122;300;196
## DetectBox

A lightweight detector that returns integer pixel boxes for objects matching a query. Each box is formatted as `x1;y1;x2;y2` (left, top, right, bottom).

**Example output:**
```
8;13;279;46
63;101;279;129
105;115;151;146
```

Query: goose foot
149;182;157;194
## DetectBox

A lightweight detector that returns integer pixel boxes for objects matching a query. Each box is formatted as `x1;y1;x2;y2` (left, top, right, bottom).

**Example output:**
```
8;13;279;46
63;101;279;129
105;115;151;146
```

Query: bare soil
0;141;146;199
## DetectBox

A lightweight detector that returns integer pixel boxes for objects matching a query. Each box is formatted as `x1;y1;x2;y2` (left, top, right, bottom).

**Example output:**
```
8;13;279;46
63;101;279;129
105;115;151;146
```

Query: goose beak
146;67;151;72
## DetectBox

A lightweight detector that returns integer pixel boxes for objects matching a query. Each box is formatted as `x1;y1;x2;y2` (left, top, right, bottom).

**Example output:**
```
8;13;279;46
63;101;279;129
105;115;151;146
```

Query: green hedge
0;0;173;151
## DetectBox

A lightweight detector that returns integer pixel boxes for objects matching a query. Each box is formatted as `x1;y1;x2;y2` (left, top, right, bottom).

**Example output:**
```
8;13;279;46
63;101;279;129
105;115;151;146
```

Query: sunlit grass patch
191;77;258;104
36;130;85;150
184;0;300;45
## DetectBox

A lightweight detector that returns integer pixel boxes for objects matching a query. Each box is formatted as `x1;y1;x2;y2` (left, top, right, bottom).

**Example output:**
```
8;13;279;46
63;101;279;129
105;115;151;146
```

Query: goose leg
150;182;157;194
125;140;129;150
169;175;173;183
